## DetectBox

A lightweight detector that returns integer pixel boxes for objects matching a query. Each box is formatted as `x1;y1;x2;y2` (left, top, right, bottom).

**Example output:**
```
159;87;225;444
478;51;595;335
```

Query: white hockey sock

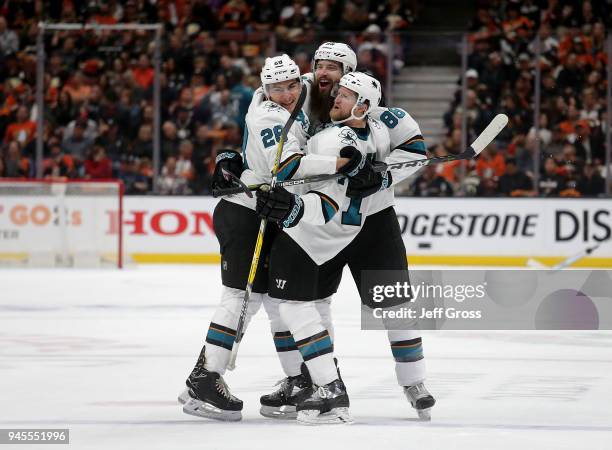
204;286;263;375
388;330;427;386
279;300;338;386
314;297;334;341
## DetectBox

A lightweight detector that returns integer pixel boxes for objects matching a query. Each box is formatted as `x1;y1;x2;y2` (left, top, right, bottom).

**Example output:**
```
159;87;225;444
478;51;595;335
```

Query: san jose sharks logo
338;128;357;146
263;102;285;113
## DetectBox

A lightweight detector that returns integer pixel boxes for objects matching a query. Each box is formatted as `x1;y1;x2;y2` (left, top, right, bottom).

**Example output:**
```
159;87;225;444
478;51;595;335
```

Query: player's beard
329;106;350;122
310;81;335;124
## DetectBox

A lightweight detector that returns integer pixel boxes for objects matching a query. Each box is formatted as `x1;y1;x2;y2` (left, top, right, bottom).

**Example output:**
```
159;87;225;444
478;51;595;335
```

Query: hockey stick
551;243;601;271
528;243;602;270
227;86;307;371
213;113;509;197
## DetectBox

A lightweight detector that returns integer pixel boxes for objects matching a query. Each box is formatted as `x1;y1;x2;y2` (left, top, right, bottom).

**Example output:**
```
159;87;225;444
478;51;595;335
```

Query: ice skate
177;345;206;405
182;370;243;421
296;379;353;425
260;373;312;419
403;382;435;420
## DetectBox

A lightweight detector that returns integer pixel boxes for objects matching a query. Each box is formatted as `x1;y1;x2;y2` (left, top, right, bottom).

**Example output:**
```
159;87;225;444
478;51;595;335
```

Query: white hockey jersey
226;99;337;212
360;106;427;217
284;118;391;265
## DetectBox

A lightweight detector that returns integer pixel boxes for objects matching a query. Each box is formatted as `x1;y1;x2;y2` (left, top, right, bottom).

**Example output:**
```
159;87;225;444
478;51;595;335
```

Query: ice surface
0;265;611;450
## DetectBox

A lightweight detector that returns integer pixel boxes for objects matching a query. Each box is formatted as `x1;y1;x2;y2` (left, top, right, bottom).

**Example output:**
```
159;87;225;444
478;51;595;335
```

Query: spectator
43;140;75;180
4;105;36;146
219;0;251;29
84;143;112;179
118;156;149;195
498;157;533;197
475;143;506;179
229;73;254;131
411;165;454;197
62;71;92;105
250;0;278;30
176;139;195;185
61;119;94;164
96;118;126;170
338;1;369;31
574;119;604;163
192;125;214;194
538;158;565;197
131;54;155;91
157;156;190;195
64;115;98;142
208;89;236;127
372;0;416;31
0;17;19;56
49;90;77;128
579;87;601;124
161;121;179;160
556;53;584;95
311;0;334;31
2;140;30;177
577;162;605;197
132;124;153;160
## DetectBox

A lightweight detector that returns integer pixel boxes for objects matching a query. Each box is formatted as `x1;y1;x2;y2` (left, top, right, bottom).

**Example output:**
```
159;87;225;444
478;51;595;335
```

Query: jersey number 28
261;125;283;148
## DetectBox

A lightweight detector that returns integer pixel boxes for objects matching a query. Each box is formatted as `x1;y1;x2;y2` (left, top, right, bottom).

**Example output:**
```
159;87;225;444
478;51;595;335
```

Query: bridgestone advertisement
0;196;610;266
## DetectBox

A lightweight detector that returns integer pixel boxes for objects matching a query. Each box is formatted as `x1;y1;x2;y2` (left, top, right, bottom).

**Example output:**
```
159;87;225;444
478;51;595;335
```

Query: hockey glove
256;185;304;228
346;162;392;199
337;146;366;177
212;150;244;191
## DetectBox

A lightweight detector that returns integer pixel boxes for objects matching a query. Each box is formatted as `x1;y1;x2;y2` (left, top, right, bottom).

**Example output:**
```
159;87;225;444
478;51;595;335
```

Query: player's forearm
294;154;338;178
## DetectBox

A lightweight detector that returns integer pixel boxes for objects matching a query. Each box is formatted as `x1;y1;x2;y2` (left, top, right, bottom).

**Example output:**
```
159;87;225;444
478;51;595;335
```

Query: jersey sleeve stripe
276;154;303;181
308;190;339;223
395;135;427;155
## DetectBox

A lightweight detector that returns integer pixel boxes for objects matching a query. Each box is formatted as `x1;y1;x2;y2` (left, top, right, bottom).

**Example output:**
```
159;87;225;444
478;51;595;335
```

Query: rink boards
1;196;611;267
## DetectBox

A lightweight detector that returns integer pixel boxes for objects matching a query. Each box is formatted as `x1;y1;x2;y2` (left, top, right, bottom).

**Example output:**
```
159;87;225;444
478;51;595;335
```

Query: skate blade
297;407;354;425
182;398;242;422
260;405;297;420
417;407;432;421
177;388;192;405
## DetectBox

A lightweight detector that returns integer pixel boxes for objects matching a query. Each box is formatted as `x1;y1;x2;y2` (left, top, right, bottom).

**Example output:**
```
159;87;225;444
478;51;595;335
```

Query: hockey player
179;54;368;421
257;45;436;421
256;71;391;425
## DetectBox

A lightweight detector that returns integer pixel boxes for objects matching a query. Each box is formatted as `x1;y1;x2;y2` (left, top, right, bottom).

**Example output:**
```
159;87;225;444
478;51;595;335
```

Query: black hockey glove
211;150;244;191
337;146;366;177
256;185;304;228
346;162;392;199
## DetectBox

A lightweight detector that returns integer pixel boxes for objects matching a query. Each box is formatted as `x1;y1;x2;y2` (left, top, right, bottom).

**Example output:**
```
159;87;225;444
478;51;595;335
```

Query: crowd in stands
0;0;416;194
435;0;610;198
2;0;609;198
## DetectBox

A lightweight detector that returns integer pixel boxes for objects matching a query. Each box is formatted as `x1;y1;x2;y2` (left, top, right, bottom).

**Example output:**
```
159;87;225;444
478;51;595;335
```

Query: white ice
0;265;611;450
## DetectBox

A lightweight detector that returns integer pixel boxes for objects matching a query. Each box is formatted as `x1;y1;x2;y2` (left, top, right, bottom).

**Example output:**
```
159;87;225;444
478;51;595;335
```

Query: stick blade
470;113;509;155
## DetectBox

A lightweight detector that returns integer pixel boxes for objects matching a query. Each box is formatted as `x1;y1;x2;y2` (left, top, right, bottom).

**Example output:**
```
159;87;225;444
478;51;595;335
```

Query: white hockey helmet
313;42;357;74
332;71;382;124
260;54;301;96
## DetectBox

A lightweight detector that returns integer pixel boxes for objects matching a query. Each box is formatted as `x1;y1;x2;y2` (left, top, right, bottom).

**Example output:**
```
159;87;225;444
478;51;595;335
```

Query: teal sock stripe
391;338;424;363
274;331;298;352
205;323;236;351
296;331;333;361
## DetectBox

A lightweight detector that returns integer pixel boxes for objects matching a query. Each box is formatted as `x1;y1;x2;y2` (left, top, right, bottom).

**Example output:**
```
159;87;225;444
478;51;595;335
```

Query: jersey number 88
379;108;406;129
